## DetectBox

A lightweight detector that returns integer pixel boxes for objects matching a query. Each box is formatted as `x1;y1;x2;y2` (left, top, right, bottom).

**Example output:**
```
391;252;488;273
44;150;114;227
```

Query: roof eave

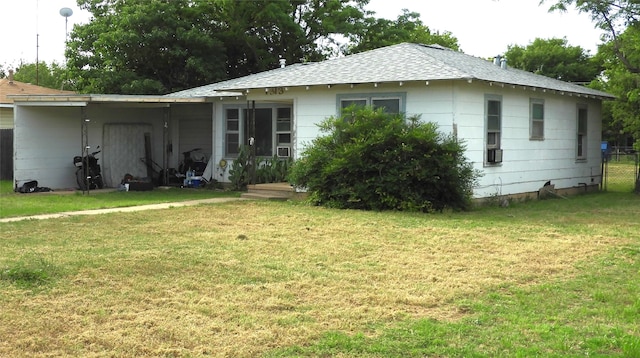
9;94;214;104
219;78;615;101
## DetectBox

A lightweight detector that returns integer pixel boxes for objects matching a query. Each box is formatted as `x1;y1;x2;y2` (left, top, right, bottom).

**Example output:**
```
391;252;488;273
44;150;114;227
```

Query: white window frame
337;92;406;115
224;105;293;158
225;108;240;156
485;94;502;165
276;107;292;158
576;103;588;160
530;98;544;140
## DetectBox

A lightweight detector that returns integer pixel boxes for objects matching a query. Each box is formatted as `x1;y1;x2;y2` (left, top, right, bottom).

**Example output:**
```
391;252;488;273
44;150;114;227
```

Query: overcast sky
0;0;604;69
367;0;604;57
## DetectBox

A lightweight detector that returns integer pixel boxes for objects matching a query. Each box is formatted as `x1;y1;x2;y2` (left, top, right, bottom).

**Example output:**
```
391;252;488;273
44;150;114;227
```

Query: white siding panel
14;105;82;189
224;82;606;198
172;104;213;162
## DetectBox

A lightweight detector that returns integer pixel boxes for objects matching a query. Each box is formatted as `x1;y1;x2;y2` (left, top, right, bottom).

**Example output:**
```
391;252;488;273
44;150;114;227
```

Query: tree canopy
60;0;463;94
595;25;640;145
545;0;640;73
545;0;640;148
1;62;69;90
66;0;372;94
345;9;460;54
504;37;602;82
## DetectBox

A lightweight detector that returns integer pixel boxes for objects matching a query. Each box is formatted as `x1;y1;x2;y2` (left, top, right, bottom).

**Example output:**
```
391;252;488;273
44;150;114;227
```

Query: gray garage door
102;123;152;187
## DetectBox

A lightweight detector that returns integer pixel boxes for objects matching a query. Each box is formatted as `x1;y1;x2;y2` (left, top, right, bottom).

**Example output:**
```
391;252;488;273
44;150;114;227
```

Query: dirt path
0;197;244;223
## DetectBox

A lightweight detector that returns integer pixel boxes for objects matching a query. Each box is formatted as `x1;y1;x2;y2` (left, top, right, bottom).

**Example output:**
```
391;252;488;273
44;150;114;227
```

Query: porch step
241;183;295;201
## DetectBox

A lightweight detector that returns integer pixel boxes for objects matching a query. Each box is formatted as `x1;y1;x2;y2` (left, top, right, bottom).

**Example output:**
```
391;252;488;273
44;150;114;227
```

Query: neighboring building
12;43;614;198
0;70;74;181
0;70;74;129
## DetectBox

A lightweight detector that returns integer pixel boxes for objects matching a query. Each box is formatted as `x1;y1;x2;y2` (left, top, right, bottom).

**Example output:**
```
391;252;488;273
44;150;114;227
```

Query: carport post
163;107;170;186
80;107;90;195
248;100;256;185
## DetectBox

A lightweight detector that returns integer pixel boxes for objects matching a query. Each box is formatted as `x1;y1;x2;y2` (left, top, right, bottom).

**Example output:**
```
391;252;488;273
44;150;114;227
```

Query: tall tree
545;0;640;73
504;37;603;82
545;0;640;147
596;25;640;146
66;0;371;94
68;0;228;94
12;62;69;90
346;9;460;54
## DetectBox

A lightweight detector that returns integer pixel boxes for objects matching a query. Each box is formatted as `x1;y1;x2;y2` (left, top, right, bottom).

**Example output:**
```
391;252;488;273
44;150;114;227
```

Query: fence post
636;153;640;194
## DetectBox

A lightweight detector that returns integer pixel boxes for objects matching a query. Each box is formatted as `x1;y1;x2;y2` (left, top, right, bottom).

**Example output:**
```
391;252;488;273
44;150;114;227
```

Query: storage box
190;176;202;188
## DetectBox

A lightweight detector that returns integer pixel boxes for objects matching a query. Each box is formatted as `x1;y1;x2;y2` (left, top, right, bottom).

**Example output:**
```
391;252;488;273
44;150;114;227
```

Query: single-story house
12;43;614;198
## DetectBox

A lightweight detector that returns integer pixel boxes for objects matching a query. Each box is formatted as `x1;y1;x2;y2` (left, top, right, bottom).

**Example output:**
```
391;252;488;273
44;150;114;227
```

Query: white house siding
171;103;214;167
14;103;168;189
14;105;84;189
208;81;603;199
452;82;603;197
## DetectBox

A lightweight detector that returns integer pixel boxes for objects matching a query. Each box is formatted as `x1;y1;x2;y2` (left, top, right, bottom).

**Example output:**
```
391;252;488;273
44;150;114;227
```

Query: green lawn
0;184;638;357
0;180;240;218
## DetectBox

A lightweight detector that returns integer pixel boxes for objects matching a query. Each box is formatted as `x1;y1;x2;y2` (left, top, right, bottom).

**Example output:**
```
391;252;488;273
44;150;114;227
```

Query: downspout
452;81;458;139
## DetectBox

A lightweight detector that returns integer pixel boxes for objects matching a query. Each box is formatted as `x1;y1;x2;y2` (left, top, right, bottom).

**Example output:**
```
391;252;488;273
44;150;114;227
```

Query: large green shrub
288;107;480;212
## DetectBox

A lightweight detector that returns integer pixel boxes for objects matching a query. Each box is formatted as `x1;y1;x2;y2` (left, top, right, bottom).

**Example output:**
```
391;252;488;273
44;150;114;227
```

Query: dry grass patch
0;199;635;357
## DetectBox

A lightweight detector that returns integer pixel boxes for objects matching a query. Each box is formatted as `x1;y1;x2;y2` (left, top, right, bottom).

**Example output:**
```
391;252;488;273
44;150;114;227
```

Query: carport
11;94;230;190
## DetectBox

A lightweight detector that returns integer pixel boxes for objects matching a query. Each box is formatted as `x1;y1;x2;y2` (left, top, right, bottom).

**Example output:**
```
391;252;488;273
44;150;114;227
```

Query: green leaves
288;107;480;212
347;9;460;54
66;0;373;94
505;37;602;82
12;62;69;90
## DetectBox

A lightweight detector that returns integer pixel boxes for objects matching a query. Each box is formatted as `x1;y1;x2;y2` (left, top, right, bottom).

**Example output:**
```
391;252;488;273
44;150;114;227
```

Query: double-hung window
224;106;292;157
225;108;240;156
338;93;405;115
576;104;588;160
485;95;502;164
276;108;292;157
530;99;544;140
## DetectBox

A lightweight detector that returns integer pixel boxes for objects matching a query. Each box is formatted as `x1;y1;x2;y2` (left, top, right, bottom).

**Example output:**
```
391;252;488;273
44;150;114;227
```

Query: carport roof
9;92;243;104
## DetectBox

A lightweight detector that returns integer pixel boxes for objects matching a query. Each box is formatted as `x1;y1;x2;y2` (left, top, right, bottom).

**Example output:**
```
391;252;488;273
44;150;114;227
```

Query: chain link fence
602;152;639;193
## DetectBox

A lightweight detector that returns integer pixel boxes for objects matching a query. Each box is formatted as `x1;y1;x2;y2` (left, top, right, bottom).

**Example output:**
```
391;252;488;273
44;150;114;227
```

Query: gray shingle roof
167;43;614;99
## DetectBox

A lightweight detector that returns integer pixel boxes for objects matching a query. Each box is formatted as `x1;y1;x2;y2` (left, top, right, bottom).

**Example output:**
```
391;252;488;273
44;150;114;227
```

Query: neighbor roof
0;77;75;105
168;42;614;100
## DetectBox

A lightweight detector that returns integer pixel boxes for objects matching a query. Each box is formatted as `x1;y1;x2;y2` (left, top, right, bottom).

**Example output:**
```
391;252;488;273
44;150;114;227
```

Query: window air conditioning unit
487;149;503;163
277;146;291;158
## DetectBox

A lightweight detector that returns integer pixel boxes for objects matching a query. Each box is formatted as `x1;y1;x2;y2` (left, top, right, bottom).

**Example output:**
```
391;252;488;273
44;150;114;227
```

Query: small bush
288;107;480;212
228;145;251;190
256;155;293;184
1;254;61;288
